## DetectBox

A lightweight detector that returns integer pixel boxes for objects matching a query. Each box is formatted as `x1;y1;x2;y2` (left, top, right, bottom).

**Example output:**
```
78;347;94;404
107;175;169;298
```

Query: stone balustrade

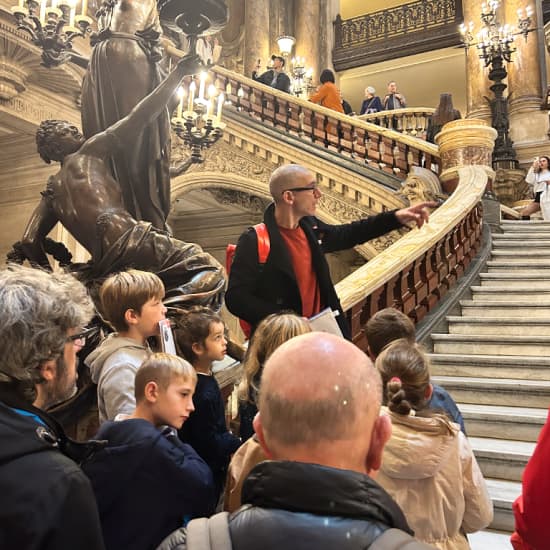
357;107;435;139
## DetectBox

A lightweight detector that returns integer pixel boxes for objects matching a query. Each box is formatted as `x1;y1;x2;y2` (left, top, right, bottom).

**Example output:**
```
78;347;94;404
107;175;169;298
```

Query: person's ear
425;383;433;401
366;413;392;476
366;344;376;362
38;359;56;382
191;341;204;357
144;381;160;403
124;308;140;327
253;413;273;459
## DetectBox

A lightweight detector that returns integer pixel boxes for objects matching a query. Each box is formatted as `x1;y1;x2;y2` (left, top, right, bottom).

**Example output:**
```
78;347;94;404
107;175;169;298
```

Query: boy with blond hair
83;353;216;550
86;269;167;423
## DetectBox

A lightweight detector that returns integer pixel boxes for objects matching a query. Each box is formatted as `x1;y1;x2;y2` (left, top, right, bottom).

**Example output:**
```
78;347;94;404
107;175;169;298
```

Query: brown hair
99;270;165;332
172;306;223;364
237;312;311;403
375;339;431;415
134;352;196;402
364;308;415;358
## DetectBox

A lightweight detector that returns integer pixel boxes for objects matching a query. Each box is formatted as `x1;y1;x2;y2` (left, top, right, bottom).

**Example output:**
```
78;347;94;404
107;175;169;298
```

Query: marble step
468;530;513;550
431;375;550;407
470;437;534;482
479;272;550;288
460;299;550;317
485;478;521;532
491;250;550;261
470;286;550;301
493;231;550;240
486;260;550;272
501;220;550;232
446;316;550;336
428;353;550;381
459;404;547;443
492;239;550;249
432;333;550;357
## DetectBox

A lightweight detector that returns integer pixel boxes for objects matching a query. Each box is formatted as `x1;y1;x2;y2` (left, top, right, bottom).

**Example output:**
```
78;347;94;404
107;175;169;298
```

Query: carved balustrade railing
335;166;487;349
210;66;440;180
357;108;435;140
333;0;462;70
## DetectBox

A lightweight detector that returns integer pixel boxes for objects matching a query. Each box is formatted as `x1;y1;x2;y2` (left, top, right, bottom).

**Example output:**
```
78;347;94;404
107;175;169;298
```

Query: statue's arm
81;54;202;157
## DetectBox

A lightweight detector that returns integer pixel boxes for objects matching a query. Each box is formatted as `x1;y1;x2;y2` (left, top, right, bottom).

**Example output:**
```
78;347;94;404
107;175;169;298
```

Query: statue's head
36;120;84;164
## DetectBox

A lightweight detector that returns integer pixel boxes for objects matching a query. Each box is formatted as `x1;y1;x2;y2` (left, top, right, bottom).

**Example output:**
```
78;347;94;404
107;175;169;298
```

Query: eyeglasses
284;185;319;194
66;327;98;347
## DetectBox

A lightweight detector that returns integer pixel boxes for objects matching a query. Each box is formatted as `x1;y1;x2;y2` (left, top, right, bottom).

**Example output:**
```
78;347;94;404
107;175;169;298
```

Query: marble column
244;0;270;76
505;0;548;152
462;0;491;120
295;0;321;84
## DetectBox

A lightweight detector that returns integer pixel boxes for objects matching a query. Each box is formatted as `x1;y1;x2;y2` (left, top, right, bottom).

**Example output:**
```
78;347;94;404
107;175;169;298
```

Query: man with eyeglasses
0;265;105;549
226;164;436;339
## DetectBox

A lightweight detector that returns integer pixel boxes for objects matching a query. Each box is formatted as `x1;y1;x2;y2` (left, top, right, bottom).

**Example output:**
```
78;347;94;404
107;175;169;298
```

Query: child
174;306;241;495
365;307;466;433
224;312;312;513
86;269;167;423
237;312;312;441
375;339;493;550
82;353;216;550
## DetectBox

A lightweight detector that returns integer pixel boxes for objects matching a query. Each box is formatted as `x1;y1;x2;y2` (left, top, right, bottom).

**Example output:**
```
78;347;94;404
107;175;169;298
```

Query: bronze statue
81;0;171;231
15;55;224;310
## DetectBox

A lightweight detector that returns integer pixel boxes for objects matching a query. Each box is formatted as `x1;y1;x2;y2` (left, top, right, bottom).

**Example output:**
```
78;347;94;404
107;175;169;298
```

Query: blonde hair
134;352;196;402
237;312;311;403
99;269;165;332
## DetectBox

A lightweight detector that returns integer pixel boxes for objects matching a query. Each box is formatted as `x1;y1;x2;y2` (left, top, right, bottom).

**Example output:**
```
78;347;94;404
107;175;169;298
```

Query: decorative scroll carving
207;188;269;213
440;146;492;170
493;168;531;206
0;60;27;100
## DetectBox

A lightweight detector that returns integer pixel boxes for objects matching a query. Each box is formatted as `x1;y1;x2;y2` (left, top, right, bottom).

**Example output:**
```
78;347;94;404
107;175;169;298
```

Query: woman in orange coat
309;69;344;114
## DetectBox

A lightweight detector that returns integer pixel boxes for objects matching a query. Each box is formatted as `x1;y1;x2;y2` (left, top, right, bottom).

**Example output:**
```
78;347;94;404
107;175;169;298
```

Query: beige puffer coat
376;408;493;550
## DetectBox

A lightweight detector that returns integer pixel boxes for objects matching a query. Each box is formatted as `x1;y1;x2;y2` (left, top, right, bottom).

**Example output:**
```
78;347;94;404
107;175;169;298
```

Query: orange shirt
309;82;345;114
279;225;321;318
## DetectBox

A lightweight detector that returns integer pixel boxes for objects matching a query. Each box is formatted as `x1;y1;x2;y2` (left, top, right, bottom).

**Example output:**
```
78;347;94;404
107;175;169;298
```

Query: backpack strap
370;528;436;549
253;223;270;264
186;512;232;550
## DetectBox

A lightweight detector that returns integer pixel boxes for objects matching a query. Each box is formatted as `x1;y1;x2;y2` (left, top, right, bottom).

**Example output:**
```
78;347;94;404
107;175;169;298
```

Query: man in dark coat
158;333;435;549
0;265;105;550
252;55;291;93
225;164;436;338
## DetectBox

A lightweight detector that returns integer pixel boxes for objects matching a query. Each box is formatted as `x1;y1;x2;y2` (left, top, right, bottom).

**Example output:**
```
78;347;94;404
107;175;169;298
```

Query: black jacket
253;70;291;93
82;418;217;550
230;460;416;549
225;203;402;338
0;393;105;550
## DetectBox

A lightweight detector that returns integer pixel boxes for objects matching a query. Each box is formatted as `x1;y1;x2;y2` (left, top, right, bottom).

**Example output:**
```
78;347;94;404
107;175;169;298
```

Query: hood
381;409;459;480
86;333;146;383
82;419;164;509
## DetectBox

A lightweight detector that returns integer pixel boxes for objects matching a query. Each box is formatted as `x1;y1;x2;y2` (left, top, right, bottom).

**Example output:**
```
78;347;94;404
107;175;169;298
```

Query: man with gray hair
0;265;105;549
163;333;434;549
226;163;436;338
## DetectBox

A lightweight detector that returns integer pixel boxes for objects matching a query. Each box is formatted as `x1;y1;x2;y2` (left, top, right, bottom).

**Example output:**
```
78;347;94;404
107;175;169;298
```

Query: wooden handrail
335;165;487;348
209;65;440;180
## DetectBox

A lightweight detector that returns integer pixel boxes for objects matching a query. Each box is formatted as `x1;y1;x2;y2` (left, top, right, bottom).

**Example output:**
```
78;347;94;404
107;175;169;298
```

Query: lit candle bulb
208;84;216;99
198;72;206;101
176;86;184;118
69;0;76;26
188;81;196;111
39;0;46;23
206;99;213;117
526;6;533;16
18;0;24;7
80;0;87;15
216;93;224;122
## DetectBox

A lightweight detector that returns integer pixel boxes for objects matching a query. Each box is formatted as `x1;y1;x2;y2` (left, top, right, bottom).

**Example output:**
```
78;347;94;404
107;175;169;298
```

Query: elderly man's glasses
284;184;319;193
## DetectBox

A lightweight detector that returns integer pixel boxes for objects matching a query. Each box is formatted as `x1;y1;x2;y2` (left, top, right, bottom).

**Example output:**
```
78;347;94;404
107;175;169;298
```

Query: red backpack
226;223;270;339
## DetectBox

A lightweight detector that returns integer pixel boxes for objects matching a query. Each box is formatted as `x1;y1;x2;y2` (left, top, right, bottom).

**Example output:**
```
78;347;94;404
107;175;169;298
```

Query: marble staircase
427;220;550;543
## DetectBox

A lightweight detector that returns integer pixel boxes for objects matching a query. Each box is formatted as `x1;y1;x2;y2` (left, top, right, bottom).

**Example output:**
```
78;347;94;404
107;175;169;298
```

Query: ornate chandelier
11;0;92;68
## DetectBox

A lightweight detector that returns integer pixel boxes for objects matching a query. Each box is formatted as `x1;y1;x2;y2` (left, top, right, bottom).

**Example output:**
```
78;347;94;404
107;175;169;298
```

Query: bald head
269;164;314;202
258;333;382;450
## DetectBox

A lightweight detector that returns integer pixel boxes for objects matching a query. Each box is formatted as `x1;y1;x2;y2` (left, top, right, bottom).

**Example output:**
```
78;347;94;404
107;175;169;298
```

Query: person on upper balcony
252;55;291;94
383;81;407;110
309;69;345;114
360;86;383;115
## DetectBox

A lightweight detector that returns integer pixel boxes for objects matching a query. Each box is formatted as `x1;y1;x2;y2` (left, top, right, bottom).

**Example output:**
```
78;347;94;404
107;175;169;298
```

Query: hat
366;86;376;95
271;54;285;67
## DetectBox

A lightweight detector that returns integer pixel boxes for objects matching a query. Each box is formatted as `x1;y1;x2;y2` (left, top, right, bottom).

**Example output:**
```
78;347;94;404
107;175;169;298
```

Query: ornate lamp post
460;1;535;169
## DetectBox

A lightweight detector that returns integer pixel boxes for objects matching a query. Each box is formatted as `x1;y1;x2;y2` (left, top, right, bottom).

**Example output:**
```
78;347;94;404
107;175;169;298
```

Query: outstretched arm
81;54;202;157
